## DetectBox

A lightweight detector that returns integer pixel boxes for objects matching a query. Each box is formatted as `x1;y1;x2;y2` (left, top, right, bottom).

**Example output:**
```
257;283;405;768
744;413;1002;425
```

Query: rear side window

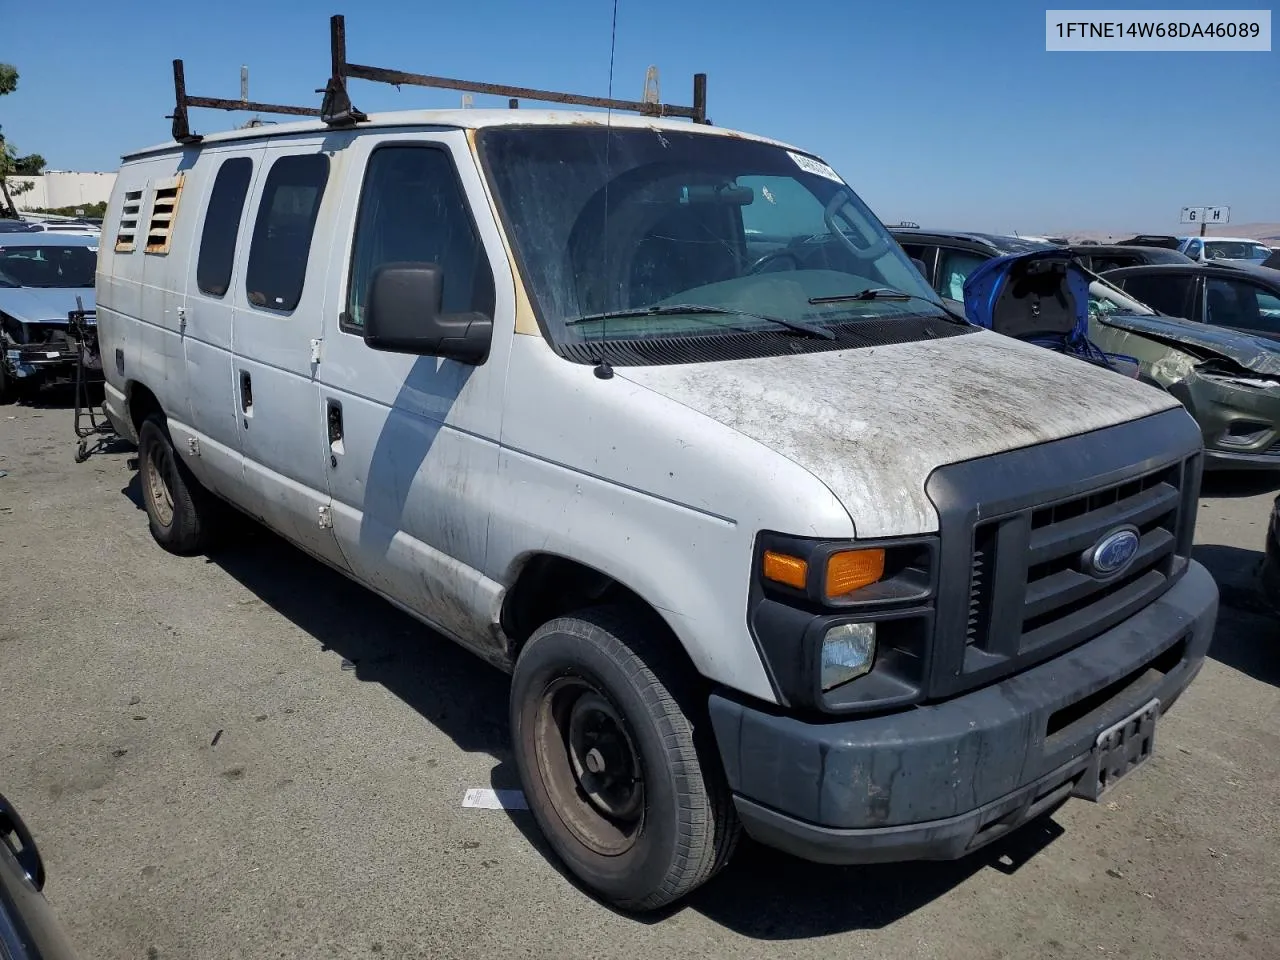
344;145;493;330
936;248;989;301
1091;256;1139;272
196;157;253;297
245;153;329;312
1120;274;1194;318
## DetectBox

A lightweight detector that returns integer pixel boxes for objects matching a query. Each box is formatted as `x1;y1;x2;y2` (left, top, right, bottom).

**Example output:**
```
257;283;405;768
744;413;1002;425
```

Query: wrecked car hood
1098;313;1280;376
621;329;1182;537
0;287;95;324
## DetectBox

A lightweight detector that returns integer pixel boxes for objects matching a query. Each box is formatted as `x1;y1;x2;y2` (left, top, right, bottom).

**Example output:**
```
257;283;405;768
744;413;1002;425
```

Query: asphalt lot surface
2;395;1278;960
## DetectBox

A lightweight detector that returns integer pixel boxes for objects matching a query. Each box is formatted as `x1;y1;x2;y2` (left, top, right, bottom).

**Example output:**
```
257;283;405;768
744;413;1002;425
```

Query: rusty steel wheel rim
532;674;645;857
144;441;175;528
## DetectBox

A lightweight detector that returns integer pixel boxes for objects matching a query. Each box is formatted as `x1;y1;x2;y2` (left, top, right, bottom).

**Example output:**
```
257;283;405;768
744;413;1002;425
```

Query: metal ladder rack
169;13;709;143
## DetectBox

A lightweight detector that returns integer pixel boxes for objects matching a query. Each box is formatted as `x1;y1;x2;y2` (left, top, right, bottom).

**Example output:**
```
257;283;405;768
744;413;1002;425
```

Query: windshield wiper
810;287;921;304
809;288;970;326
564;303;836;340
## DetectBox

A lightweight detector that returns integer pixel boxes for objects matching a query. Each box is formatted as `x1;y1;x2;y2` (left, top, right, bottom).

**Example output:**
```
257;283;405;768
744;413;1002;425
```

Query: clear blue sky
3;0;1276;232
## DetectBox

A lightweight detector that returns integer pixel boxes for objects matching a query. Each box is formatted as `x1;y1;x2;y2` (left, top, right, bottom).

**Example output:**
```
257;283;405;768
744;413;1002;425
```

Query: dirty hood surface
621;329;1182;537
1099;313;1280;376
0;286;95;324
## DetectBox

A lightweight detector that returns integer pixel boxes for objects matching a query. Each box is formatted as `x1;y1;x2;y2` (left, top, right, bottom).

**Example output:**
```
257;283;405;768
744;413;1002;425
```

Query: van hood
0;287;95;324
620;329;1182;537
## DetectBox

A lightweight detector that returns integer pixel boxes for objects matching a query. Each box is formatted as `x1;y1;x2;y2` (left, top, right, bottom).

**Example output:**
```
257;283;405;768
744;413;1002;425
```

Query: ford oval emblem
1084;526;1141;578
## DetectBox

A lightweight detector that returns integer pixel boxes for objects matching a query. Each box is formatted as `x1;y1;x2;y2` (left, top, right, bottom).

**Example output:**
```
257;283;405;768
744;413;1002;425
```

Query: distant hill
1058;223;1280;245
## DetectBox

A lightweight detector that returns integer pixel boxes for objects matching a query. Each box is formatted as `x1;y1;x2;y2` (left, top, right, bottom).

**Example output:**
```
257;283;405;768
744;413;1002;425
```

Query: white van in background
96;64;1217;909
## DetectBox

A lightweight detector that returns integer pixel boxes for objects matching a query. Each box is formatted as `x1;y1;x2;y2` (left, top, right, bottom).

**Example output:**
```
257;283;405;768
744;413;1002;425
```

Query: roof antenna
594;0;620;381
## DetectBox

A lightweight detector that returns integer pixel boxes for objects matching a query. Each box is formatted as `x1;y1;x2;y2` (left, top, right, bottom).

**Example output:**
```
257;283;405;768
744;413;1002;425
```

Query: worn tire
510;605;740;911
136;414;219;555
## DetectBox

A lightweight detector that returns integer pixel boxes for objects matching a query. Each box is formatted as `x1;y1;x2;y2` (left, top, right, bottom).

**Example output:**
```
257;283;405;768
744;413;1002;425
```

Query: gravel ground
1;396;1278;960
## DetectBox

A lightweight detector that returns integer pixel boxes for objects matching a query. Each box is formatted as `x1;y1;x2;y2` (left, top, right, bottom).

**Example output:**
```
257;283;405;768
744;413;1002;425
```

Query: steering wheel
824;190;890;262
745;250;803;275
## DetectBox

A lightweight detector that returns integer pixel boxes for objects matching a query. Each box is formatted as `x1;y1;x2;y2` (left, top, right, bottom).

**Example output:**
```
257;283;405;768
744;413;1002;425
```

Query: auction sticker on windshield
788;151;843;183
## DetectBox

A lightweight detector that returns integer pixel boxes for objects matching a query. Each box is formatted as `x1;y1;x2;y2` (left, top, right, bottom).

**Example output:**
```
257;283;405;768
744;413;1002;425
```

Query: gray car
0;233;97;402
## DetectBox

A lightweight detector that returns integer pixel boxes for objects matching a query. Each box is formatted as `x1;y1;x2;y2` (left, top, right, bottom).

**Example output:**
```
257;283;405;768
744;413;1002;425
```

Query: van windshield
477;126;947;351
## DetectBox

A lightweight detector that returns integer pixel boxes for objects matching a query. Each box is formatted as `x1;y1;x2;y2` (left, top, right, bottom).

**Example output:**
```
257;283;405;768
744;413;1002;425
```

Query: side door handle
327;399;344;460
240;371;253;414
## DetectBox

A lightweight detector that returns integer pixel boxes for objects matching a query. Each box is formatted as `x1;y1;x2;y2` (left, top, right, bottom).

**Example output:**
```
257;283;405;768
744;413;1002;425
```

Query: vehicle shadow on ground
113;494;1078;937
1200;470;1280;499
490;741;1067;936
9;382;101;410
1192;543;1280;686
120;497;514;758
686;818;1064;937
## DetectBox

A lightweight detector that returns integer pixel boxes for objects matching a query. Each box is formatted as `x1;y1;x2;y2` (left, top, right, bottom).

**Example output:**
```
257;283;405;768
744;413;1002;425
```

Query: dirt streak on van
96;107;1218;911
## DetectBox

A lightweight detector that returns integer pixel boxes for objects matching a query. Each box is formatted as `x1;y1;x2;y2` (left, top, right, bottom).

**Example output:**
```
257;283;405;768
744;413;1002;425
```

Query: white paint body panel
314;129;513;659
182;143;267;502
229;135;350;571
96;111;1185;706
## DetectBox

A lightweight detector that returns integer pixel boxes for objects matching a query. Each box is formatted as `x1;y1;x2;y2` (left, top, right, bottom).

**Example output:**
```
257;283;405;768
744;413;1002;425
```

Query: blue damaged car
962;249;1140;377
0;234;97;402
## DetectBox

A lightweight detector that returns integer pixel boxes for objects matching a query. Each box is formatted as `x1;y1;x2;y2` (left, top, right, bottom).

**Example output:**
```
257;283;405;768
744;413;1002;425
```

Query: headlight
751;531;935;713
820;623;875;690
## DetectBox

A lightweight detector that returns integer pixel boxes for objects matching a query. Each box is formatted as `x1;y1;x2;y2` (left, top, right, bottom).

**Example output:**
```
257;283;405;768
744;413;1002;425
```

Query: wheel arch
125;379;164;432
500;552;703;681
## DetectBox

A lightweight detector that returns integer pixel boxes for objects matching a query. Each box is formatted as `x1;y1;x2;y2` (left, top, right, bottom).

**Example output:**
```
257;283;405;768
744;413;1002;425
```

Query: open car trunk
963;250;1138;377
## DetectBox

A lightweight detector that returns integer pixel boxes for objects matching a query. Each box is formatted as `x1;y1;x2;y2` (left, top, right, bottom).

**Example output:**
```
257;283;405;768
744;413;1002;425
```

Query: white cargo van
97;24;1218;910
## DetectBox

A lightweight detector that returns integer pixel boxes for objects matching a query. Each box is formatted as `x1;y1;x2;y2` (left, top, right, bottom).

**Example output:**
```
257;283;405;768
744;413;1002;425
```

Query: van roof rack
169;13;709;144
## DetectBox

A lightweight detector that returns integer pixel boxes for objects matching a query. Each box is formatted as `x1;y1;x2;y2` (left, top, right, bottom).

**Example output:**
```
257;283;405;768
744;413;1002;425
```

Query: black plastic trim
549;316;972;367
708;559;1217;837
746;530;937;714
731;754;1086;865
924;407;1203;699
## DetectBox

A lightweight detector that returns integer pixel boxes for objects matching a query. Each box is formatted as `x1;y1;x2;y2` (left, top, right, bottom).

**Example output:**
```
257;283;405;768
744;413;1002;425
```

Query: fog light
821;622;875;690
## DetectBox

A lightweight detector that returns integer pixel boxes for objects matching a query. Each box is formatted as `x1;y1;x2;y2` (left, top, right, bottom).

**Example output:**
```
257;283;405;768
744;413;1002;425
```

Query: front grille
967;525;997;645
925;409;1202;699
965;462;1183;664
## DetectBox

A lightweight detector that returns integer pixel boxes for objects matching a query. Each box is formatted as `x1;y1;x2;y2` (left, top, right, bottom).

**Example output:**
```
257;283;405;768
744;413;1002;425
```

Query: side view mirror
363;263;493;365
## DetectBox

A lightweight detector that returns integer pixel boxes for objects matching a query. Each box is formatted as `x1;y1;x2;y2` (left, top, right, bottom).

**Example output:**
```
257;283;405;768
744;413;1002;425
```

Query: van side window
196;157;253;297
343;145;494;331
245;153;330;312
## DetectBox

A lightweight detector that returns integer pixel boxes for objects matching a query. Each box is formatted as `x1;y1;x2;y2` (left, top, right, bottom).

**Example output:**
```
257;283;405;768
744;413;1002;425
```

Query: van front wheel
510;606;739;911
137;415;218;555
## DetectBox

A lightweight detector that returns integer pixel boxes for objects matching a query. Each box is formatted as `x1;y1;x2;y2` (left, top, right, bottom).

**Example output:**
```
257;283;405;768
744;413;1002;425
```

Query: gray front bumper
708;559;1218;864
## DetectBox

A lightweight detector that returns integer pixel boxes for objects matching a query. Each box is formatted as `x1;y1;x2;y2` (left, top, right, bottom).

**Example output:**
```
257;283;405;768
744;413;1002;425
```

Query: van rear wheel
510;606;739;911
137;415;219;555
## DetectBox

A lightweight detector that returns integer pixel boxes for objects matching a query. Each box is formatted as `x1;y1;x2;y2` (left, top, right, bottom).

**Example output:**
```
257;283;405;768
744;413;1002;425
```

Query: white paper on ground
462;787;529;810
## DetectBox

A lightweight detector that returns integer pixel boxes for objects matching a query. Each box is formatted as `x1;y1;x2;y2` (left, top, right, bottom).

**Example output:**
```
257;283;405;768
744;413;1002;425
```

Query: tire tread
519;605;739;910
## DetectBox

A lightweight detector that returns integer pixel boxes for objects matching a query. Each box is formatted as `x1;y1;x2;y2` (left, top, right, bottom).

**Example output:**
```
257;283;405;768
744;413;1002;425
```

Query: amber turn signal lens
763;550;808;589
825;549;885;598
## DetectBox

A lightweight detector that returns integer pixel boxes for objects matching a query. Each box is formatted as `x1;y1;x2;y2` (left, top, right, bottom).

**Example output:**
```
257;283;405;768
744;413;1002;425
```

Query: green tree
0;64;44;218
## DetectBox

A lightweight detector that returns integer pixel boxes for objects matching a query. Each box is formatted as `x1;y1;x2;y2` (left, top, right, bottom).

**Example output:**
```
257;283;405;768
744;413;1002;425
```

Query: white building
7;170;117;211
